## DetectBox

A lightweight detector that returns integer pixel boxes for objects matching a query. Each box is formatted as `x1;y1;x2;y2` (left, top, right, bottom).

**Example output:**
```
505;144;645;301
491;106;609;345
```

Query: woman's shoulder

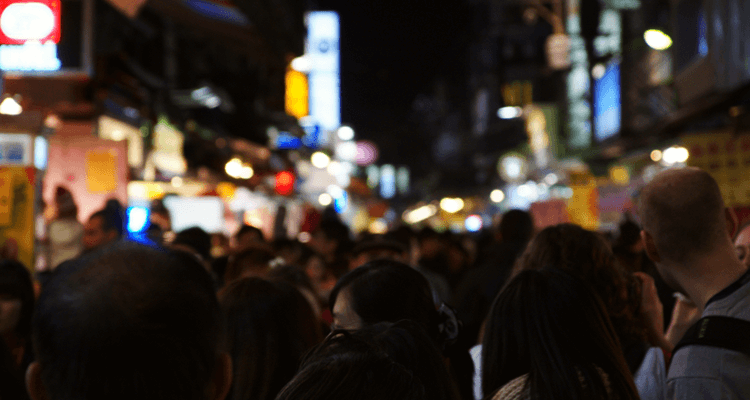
491;374;529;400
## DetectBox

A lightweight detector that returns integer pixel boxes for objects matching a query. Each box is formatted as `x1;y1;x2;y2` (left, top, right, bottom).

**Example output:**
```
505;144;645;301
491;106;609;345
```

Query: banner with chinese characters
682;131;750;207
0;167;35;269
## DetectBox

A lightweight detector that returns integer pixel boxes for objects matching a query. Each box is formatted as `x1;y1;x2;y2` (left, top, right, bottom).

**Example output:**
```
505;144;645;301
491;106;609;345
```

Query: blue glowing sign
275;132;303;150
594;61;621;142
127;206;150;233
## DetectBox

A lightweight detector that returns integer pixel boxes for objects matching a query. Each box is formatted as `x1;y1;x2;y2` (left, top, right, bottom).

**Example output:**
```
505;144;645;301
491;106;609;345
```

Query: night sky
313;0;472;174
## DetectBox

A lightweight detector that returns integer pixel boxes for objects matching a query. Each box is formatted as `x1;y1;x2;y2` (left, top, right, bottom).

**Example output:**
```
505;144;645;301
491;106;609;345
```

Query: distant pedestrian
46;187;83;270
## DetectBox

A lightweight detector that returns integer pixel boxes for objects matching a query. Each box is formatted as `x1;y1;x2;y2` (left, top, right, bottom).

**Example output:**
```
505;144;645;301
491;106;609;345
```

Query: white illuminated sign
1;3;55;41
305;11;340;133
0;41;60;71
0;133;32;165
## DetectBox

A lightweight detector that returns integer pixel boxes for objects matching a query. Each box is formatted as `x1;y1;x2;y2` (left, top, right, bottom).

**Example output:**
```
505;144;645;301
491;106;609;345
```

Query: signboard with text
0;0;91;75
0;0;61;44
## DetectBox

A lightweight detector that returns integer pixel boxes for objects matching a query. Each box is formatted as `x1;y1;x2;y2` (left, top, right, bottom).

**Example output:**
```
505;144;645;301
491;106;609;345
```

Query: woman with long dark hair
219;278;323;400
482;267;640;400
511;224;657;370
328;259;470;400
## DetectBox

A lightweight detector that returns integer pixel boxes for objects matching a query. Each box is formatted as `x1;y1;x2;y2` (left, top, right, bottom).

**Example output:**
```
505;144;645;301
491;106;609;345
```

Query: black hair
353;321;461;400
329;259;443;345
267;264;317;296
0;338;28;400
482;267;639;400
0;260;34;339
32;242;222;400
224;247;276;283
316;218;352;246
514;224;647;363
329;260;472;399
104;199;126;234
219;278;322;400
416;227;440;243
275;328;425;400
173;226;213;262
499;209;534;243
235;224;264;241
89;209;123;237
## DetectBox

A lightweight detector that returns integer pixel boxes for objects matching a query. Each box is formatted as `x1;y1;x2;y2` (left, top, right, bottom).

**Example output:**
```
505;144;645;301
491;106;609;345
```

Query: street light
0;97;22;115
644;29;672;50
497;106;522;119
337;126;355;141
490;189;505;203
311;152;331;169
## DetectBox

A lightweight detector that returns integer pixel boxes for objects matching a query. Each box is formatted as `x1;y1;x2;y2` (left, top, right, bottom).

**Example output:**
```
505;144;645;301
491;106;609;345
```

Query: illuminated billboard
0;0;91;75
305;11;340;135
0;0;61;45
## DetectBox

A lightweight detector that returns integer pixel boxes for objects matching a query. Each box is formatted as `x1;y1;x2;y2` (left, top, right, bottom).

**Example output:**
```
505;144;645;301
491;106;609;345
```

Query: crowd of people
0;166;749;399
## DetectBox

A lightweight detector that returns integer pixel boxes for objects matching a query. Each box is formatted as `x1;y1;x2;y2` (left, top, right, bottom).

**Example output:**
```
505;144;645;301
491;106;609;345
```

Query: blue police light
127;206;150;233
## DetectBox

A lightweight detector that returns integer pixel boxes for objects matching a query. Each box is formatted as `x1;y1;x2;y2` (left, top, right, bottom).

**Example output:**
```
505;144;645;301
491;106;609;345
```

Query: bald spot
639;167;726;263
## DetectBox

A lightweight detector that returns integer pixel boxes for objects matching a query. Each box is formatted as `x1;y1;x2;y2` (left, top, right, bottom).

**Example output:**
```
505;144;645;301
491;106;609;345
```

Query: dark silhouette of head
275;326;426;400
54;186;78;220
329;259;443;345
234;225;264;250
223;247;276;283
218;278;322;400
83;209;122;252
498;209;534;243
29;242;231;400
352;321;461;400
172;226;213;263
482;267;639;400
0;260;34;339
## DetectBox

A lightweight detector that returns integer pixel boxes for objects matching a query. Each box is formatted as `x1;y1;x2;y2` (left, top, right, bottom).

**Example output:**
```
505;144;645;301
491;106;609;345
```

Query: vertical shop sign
306;11;340;137
0;169;11;225
0;166;34;269
285;68;309;119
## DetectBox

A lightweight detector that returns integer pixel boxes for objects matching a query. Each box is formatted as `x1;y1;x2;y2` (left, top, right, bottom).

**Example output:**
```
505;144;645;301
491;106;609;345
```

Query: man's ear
641;230;661;263
106;230;119;242
726;207;739;239
208;352;232;400
26;362;49;400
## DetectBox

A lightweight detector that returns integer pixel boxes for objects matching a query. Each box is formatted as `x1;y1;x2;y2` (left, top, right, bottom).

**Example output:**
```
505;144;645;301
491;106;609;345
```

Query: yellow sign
0;170;13;226
0;167;35;269
566;172;599;231
285;68;309;119
86;150;118;194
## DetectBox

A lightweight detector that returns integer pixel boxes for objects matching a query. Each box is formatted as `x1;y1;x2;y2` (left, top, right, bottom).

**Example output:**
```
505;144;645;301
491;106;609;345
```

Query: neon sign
0;40;61;70
0;0;61;44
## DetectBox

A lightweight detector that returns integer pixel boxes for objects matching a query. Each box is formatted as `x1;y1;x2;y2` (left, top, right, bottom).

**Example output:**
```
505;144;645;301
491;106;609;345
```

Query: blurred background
0;0;749;267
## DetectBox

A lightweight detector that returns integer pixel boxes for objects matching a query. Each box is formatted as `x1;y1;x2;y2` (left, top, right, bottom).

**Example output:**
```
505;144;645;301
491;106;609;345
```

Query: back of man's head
31;242;224;400
91;209;123;238
639;167;727;263
499;209;534;243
